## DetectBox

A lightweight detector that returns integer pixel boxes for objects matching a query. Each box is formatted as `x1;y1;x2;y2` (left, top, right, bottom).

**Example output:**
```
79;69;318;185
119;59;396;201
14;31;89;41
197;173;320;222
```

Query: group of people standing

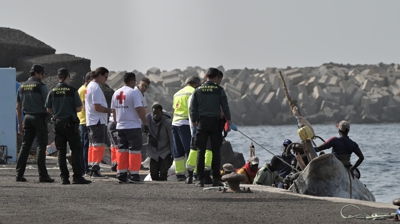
15;64;237;186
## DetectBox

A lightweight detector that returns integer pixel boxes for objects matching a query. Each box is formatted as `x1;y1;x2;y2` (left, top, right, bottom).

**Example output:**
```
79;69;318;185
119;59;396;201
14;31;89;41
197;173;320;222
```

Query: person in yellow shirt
77;71;93;176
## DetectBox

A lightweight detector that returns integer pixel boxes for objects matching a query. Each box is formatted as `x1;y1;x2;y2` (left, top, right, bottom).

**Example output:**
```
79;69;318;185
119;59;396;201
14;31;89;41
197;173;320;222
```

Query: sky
1;0;399;73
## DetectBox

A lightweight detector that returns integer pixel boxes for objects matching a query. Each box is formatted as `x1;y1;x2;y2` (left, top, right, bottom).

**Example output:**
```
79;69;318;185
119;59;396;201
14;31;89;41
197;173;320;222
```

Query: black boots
204;170;213;184
185;170;193;184
195;179;204;187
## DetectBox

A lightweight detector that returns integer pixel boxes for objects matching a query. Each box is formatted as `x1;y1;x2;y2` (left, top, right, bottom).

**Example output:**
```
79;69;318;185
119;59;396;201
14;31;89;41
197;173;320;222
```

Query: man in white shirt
134;77;150;113
85;67;113;179
111;72;149;183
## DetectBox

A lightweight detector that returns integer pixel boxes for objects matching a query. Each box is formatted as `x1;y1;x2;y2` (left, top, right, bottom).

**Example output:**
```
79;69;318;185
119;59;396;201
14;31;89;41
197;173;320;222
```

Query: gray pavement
0;157;398;224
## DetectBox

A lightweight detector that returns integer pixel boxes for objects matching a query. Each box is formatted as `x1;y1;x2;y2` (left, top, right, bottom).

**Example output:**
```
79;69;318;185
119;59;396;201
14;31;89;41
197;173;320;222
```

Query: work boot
16;176;27;182
117;173;128;184
111;163;117;172
185;171;193;184
129;174;141;183
90;170;109;179
61;178;70;185
39;176;55;183
212;178;224;187
72;177;92;184
195;180;204;187
204;171;213;184
176;175;186;181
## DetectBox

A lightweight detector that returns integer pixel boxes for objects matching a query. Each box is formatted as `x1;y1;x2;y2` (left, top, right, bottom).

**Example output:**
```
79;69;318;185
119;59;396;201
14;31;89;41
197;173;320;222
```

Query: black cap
58;68;70;77
30;64;46;74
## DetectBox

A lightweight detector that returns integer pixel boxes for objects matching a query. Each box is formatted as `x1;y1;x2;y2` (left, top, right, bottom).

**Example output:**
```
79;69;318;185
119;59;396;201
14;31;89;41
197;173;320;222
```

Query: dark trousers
195;117;223;181
16;114;49;178
54;119;82;179
150;154;172;181
79;124;89;175
172;125;191;158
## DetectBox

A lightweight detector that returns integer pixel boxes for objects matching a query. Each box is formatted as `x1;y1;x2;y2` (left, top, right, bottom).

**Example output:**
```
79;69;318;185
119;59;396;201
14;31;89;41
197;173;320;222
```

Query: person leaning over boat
314;120;364;176
190;67;236;187
277;139;295;178
236;156;259;184
45;68;91;184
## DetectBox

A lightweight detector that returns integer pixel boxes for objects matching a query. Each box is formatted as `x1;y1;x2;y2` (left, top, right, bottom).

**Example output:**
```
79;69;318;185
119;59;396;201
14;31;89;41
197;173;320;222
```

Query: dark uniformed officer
45;68;91;184
190;67;233;187
16;64;54;182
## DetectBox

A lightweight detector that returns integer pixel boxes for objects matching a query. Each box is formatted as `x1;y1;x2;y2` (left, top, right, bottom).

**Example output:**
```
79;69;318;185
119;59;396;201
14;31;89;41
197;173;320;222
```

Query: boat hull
290;153;375;202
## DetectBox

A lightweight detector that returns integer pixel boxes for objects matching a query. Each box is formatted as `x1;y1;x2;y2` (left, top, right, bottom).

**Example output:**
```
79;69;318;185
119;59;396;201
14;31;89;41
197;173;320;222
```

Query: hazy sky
1;0;399;73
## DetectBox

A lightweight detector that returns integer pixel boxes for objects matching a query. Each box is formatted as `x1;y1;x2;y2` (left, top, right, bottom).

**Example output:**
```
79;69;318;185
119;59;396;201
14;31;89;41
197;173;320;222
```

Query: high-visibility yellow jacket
172;85;195;123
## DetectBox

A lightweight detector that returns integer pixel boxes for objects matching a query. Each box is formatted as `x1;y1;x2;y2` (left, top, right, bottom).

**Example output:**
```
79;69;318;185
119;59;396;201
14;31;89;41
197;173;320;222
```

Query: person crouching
146;104;174;181
236;156;259;184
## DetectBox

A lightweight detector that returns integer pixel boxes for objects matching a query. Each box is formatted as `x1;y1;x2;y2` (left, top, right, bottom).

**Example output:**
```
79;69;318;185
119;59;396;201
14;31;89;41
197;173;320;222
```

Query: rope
340;204;396;220
237;130;300;172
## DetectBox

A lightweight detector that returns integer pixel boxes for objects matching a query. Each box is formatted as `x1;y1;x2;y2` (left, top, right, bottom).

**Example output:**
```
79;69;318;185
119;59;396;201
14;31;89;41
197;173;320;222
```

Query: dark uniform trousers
16;114;49;178
195;116;223;181
53;118;82;179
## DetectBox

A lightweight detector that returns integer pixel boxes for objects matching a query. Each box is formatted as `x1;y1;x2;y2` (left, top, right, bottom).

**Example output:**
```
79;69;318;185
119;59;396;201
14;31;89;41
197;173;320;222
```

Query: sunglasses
141;84;149;88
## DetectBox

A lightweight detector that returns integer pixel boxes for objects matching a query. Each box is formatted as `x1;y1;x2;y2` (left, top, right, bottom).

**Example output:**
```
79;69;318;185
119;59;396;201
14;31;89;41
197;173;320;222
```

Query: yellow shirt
77;85;87;125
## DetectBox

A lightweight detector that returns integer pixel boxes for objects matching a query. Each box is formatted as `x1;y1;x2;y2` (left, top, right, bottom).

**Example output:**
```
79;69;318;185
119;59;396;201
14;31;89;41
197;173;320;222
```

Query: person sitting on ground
253;156;284;188
236;156;259;184
146;104;174;181
220;163;235;176
314;120;364;176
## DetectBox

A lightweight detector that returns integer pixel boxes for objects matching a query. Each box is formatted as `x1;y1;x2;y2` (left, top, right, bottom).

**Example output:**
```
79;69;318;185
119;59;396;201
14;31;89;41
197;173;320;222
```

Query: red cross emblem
116;91;126;104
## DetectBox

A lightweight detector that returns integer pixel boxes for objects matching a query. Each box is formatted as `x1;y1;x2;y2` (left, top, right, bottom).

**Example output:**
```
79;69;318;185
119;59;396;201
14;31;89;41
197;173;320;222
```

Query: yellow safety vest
172;86;195;123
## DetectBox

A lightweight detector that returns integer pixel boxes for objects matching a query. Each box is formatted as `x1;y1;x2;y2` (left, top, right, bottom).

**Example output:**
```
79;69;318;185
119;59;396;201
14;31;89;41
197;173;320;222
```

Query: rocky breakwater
107;63;400;128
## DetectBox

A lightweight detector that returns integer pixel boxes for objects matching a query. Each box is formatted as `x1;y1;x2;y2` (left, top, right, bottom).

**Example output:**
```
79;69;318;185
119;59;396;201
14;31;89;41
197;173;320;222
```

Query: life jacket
236;162;259;183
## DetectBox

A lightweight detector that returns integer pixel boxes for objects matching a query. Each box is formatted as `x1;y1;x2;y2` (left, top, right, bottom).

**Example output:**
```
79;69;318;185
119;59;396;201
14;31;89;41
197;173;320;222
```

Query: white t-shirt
111;86;143;129
85;81;108;126
134;86;147;108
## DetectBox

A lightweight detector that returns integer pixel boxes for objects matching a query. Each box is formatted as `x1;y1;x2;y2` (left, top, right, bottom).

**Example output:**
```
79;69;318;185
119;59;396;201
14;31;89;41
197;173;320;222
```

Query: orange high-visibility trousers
88;145;94;166
117;149;129;174
111;145;118;164
129;151;142;175
92;144;105;166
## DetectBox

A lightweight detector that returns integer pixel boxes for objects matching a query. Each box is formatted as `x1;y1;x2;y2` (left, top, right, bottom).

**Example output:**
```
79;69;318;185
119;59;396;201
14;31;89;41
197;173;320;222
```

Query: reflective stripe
186;149;198;171
205;149;213;171
91;143;106;147
173;92;192;97
174;156;186;175
129;153;142;173
129;150;141;154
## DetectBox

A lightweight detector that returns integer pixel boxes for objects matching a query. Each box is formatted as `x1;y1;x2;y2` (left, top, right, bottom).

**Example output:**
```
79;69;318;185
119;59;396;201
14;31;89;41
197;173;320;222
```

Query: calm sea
225;123;399;204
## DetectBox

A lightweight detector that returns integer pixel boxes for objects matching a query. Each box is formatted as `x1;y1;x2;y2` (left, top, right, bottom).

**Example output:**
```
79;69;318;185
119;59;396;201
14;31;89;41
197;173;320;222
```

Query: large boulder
0;27;55;67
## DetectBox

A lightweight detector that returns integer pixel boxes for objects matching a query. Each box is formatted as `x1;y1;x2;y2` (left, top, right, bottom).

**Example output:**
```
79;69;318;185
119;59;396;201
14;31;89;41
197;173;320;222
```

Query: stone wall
106;63;400;126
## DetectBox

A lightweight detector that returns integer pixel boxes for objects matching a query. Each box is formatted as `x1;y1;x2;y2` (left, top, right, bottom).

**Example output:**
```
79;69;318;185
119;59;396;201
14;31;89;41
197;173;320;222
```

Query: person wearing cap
277;139;296;179
190;68;235;187
16;64;54;183
77;71;94;176
45;68;91;184
86;67;113;179
314;120;364;174
236;156;260;184
172;76;201;181
253;156;284;187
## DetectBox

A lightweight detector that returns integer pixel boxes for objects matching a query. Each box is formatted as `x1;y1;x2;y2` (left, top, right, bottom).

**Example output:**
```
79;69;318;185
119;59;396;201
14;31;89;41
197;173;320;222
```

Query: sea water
225;123;400;204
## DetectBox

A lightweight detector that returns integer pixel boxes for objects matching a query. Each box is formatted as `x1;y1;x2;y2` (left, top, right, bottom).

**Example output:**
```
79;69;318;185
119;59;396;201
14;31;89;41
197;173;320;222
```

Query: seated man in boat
314;120;364;175
253;156;284;187
278;139;295;180
236;156;259;184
